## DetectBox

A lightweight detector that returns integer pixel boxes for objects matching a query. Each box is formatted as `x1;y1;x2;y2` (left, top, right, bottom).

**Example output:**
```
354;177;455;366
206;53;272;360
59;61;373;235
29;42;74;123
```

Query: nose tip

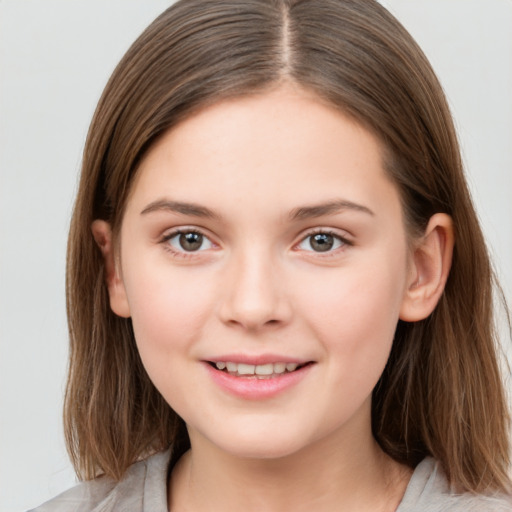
218;256;292;332
222;301;283;331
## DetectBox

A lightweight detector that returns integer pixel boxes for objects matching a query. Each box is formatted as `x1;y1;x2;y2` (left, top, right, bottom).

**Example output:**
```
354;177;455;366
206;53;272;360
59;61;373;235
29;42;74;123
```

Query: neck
169;418;412;512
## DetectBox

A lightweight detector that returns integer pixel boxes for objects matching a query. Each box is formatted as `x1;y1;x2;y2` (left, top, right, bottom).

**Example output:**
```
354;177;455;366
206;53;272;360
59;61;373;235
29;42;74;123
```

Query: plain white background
1;1;511;510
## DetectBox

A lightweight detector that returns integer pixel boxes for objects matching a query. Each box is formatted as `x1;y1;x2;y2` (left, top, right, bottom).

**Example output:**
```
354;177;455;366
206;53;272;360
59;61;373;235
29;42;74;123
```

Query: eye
165;230;214;252
297;231;347;253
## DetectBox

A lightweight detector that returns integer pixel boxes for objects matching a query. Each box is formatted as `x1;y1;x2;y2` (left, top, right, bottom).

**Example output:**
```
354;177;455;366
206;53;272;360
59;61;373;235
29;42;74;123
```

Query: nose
218;248;292;332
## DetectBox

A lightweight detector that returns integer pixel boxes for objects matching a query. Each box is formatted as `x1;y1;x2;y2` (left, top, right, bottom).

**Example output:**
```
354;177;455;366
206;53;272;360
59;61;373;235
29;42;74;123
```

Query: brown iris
309;233;334;252
179;232;203;251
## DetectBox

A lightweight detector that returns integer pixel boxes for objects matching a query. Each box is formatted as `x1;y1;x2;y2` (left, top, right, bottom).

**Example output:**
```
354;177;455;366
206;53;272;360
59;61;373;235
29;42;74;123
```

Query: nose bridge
219;241;290;330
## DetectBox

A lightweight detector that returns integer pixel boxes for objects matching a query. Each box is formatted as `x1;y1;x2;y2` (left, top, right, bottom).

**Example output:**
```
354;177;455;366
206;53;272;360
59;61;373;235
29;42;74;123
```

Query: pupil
179;232;203;251
310;233;334;252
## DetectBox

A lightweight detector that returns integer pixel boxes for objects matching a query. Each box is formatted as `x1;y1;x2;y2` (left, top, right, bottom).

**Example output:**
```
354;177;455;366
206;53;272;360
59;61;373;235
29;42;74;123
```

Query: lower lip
203;362;314;400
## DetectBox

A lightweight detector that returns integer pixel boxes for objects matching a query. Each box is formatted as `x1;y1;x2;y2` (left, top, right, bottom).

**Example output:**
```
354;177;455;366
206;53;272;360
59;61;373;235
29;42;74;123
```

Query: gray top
30;450;512;511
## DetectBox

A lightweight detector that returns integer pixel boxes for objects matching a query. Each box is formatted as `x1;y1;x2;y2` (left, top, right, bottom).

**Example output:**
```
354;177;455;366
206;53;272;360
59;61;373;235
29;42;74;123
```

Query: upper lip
204;354;313;365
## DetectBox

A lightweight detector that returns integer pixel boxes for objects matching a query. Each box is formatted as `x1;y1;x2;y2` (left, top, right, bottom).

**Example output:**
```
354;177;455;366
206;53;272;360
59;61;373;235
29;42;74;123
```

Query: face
109;86;416;460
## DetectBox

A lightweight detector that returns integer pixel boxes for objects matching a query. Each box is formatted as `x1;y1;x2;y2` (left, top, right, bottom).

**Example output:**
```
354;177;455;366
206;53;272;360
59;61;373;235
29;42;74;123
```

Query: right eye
164;230;214;253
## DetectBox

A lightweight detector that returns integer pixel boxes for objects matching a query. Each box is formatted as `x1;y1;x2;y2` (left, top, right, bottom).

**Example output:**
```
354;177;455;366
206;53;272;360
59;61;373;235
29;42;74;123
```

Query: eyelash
160;228;215;259
159;228;352;259
295;229;353;256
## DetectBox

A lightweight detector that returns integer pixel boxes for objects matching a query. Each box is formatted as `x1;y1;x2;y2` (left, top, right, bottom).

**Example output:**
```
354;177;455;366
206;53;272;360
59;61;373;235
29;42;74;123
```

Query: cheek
122;260;214;370
294;251;408;381
302;256;405;326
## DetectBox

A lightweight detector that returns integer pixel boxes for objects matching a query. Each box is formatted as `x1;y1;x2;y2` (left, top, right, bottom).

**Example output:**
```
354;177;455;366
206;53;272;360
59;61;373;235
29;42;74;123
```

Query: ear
399;213;454;322
91;220;131;318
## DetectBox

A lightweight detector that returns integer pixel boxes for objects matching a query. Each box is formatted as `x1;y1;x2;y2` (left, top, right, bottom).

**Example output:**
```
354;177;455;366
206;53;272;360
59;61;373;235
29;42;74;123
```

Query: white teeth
213;361;303;376
273;362;286;374
255;363;274;375
237;363;255;375
226;362;237;372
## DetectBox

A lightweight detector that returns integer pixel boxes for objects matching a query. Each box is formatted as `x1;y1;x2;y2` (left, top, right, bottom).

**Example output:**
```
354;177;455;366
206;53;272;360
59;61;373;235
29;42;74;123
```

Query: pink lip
203;360;314;400
204;353;309;365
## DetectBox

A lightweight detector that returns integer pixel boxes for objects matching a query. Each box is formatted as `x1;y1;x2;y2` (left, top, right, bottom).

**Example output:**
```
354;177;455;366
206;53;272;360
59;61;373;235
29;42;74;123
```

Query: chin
223;442;302;461
199;425;316;461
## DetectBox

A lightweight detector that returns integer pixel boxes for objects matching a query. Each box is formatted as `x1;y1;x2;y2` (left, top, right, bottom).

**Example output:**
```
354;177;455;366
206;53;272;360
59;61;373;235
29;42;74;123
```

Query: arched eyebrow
289;199;374;221
140;199;219;220
140;198;373;221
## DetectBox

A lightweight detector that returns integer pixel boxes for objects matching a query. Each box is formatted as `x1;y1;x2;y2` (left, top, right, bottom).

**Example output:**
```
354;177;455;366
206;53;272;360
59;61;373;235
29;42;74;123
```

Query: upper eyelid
158;226;352;246
160;228;216;258
292;229;354;254
160;226;214;241
297;227;352;242
159;227;217;252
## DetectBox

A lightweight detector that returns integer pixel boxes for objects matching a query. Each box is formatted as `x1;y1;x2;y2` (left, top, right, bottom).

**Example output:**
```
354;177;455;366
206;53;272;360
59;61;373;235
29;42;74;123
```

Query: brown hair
65;0;511;493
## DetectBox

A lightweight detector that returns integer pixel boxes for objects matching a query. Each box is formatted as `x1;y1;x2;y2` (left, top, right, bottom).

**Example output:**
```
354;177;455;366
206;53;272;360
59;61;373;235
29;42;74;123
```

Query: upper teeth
215;362;299;375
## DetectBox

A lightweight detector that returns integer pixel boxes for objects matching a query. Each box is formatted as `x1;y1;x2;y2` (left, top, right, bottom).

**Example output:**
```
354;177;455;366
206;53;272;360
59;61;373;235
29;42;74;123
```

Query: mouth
207;361;314;379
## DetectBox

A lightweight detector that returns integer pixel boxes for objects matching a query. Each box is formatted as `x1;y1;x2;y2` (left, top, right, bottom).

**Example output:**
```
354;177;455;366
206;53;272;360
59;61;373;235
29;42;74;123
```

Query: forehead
127;86;401;222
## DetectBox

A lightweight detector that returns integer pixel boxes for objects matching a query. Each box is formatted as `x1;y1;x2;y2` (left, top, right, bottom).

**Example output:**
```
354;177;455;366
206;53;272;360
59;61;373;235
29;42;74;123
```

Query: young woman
32;1;511;510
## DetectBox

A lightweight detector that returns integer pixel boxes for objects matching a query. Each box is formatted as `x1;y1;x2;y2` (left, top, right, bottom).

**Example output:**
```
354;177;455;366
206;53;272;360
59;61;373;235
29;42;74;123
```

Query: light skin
93;84;453;512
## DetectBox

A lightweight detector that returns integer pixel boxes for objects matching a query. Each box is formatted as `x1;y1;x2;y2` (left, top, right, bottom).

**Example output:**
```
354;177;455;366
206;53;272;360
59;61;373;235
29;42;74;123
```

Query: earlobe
91;220;131;318
399;213;454;322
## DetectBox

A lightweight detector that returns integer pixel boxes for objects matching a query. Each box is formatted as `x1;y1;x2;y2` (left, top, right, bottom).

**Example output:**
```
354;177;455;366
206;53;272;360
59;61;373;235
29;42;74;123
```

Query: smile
204;359;315;399
210;361;307;379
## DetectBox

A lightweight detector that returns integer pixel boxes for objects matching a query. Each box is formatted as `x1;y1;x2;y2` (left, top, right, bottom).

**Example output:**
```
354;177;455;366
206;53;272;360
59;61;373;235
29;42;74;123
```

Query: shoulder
397;457;512;512
28;450;171;512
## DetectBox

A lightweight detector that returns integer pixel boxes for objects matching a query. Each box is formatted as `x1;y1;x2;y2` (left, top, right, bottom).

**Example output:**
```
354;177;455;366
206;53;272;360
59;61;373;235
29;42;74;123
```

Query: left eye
167;231;214;252
297;232;346;253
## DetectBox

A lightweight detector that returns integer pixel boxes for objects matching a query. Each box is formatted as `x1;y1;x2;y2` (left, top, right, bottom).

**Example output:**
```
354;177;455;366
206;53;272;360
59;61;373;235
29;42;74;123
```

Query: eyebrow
140;199;219;219
289;199;374;221
140;198;374;221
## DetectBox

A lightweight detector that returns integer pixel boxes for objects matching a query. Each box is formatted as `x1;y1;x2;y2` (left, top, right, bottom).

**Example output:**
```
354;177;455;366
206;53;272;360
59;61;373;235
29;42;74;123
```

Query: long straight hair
65;0;511;493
